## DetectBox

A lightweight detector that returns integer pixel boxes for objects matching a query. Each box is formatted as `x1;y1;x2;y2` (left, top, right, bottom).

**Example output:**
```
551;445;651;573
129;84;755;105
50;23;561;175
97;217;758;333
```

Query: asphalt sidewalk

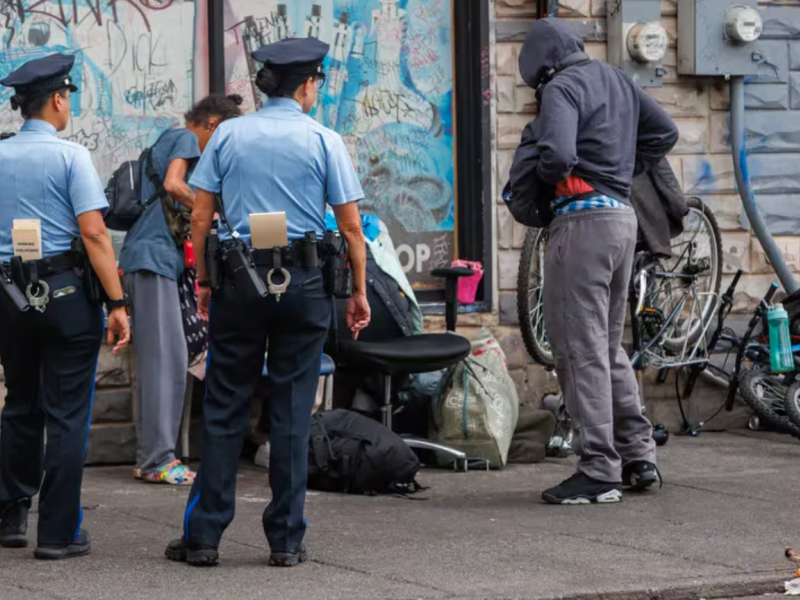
1;431;798;600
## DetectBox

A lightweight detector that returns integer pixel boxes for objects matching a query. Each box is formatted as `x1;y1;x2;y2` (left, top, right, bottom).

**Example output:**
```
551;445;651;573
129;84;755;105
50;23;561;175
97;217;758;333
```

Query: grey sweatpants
124;271;188;474
542;208;656;483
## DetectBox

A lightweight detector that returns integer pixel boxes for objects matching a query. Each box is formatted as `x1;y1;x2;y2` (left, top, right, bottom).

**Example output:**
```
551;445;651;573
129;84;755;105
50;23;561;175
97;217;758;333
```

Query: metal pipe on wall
730;76;799;294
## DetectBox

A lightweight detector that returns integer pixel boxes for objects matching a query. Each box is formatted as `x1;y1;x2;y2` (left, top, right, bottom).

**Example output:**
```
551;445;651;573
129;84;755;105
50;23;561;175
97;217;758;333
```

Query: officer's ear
205;116;219;132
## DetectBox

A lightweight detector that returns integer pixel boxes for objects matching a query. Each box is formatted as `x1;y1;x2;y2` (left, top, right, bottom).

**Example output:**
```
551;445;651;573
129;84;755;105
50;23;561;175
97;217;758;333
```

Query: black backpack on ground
308;409;423;495
104;147;164;231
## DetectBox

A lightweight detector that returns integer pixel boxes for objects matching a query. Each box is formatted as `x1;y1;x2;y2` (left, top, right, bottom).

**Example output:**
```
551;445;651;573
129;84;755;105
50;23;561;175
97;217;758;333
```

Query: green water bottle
768;304;794;372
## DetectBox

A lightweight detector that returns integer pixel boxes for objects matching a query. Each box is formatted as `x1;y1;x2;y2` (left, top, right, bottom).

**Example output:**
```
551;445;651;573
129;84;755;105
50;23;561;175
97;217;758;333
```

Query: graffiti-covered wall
0;0;197;183
222;0;456;289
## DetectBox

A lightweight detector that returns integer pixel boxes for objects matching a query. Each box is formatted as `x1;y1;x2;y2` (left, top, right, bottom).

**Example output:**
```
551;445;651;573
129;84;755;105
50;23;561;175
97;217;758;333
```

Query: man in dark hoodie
507;18;678;505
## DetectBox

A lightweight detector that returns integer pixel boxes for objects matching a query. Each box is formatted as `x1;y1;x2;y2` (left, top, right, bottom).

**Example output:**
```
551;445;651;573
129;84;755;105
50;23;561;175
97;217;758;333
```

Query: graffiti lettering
1;0;173;44
124;79;177;110
359;87;417;120
65;128;100;151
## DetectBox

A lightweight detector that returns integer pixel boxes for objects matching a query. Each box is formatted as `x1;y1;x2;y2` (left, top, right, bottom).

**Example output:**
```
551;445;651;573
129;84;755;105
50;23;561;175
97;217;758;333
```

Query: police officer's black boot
165;537;219;567
34;529;91;560
0;502;28;548
269;544;308;567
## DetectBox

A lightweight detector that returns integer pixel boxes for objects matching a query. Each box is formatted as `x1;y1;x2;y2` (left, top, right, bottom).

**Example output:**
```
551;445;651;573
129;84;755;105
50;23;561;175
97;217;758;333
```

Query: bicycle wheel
643;197;723;352
739;368;800;438
517;228;554;368
783;380;800;431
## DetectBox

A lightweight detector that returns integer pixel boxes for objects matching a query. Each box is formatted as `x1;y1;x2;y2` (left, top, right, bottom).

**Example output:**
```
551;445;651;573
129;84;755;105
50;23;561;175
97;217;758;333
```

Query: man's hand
346;292;371;340
197;287;211;321
106;307;130;355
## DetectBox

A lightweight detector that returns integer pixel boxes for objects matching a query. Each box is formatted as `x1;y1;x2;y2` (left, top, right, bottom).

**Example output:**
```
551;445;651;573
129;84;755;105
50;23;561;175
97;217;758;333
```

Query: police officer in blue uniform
165;38;370;568
0;54;130;559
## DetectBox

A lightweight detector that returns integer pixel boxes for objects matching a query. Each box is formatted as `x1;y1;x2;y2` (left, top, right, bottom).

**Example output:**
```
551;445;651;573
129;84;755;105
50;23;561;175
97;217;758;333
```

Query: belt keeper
29;261;39;290
272;247;282;270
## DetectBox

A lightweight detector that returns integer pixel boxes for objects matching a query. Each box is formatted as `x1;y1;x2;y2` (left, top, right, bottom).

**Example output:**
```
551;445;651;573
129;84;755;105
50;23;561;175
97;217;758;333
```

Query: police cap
252;38;330;76
0;53;79;100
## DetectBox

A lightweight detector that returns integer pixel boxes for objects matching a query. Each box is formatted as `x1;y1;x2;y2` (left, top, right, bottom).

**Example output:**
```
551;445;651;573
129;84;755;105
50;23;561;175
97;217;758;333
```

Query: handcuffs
266;246;291;302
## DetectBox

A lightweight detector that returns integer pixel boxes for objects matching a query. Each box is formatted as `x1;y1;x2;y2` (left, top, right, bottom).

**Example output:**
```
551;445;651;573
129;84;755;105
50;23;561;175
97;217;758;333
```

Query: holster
70;238;106;306
218;239;268;301
321;231;353;299
0;263;29;313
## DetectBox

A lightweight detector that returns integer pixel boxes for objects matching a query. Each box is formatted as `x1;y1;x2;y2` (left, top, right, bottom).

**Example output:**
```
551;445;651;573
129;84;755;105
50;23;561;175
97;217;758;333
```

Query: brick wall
490;0;800;427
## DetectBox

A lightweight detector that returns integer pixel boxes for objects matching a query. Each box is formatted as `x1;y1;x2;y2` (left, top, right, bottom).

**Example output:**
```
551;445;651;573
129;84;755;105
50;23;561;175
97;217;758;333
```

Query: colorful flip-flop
139;461;196;485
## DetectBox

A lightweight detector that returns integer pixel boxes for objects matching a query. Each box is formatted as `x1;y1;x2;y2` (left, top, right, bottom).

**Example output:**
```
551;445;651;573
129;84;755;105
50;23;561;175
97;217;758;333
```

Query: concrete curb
450;573;787;600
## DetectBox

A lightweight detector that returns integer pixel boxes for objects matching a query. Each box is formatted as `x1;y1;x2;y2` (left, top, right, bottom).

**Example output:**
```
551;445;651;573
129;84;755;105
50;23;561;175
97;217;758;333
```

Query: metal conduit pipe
730;75;799;294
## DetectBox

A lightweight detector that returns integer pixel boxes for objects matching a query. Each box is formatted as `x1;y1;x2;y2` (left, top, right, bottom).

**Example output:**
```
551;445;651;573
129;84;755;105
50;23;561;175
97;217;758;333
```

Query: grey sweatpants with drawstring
542;208;656;483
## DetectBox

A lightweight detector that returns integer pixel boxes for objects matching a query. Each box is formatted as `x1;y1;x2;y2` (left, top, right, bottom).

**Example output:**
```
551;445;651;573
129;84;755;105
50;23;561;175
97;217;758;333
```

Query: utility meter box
677;0;763;76
607;0;669;87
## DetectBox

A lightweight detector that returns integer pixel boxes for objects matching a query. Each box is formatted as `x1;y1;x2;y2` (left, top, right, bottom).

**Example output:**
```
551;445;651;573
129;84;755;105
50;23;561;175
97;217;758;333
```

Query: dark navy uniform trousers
0;269;102;545
184;266;331;551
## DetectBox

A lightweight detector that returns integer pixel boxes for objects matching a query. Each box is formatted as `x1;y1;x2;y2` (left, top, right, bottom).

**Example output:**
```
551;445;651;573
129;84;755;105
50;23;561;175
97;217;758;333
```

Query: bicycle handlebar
725;270;743;299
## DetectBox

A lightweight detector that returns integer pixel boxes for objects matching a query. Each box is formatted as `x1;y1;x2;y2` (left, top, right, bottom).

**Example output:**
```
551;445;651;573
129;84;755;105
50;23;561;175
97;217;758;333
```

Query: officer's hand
346;292;371;340
197;287;211;320
107;307;131;355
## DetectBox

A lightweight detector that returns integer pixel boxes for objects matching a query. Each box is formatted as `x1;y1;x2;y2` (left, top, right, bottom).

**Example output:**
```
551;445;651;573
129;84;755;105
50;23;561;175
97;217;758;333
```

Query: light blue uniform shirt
190;98;364;243
0;119;108;261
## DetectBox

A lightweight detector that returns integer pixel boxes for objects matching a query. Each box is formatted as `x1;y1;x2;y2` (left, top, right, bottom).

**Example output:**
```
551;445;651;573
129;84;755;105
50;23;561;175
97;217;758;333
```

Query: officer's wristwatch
106;296;129;311
197;280;211;288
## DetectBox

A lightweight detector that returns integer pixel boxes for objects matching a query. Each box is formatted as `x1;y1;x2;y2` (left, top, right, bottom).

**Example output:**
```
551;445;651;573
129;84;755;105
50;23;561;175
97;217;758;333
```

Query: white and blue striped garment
553;194;630;217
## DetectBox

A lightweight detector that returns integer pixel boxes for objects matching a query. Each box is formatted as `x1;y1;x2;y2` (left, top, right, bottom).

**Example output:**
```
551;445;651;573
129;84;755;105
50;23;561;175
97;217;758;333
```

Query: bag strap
142;148;166;209
213;193;241;240
309;416;334;473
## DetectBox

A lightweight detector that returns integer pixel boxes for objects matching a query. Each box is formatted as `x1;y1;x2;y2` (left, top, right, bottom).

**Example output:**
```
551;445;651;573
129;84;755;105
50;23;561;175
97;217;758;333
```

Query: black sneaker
164;537;219;567
622;461;662;491
542;472;622;505
269;544;308;567
34;529;91;560
0;503;28;548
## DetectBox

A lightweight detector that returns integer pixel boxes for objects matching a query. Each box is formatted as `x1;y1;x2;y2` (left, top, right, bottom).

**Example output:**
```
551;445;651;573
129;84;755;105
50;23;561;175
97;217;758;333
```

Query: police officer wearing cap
165;37;370;568
0;53;130;559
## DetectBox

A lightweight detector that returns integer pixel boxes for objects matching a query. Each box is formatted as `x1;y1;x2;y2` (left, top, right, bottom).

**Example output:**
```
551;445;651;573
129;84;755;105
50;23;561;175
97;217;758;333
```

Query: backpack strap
142;148;166;208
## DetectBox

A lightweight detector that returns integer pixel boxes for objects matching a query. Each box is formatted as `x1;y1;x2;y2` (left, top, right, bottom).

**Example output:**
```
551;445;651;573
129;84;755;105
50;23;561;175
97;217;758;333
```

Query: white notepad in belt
249;212;288;249
12;219;42;261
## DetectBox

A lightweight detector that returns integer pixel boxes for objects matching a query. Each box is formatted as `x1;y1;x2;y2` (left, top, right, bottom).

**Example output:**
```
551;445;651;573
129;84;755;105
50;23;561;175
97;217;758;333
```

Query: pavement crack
7;581;69;600
552;530;741;570
109;506;450;595
666;481;775;503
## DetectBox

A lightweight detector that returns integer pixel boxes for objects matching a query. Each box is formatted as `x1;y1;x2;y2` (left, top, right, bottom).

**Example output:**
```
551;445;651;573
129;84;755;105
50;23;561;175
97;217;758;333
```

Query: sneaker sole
0;535;28;548
269;550;308;567
542;489;623;505
34;543;91;560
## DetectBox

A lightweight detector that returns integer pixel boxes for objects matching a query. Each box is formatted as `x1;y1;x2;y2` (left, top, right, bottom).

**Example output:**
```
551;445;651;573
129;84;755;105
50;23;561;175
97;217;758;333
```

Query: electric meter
626;22;669;64
724;5;763;44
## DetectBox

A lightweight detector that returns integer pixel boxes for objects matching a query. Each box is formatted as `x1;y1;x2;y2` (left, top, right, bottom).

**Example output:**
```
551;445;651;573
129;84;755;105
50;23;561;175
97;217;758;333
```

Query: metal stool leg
180;373;193;463
381;374;392;430
323;374;333;411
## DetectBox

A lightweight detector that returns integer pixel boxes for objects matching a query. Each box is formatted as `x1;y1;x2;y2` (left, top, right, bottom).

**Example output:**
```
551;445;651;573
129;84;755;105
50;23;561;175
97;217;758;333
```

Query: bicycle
518;197;723;372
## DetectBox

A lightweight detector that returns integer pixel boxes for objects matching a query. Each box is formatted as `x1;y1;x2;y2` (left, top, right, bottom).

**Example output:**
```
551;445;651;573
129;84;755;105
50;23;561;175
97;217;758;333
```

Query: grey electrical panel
677;0;763;76
607;0;668;88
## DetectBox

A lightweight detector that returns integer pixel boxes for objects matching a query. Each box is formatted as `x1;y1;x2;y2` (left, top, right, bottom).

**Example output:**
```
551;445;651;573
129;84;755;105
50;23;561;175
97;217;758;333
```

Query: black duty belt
3;250;79;283
249;241;320;269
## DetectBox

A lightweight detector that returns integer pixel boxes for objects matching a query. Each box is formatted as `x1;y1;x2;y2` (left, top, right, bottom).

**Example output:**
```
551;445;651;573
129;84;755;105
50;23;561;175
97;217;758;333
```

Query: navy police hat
252;38;330;76
0;53;78;99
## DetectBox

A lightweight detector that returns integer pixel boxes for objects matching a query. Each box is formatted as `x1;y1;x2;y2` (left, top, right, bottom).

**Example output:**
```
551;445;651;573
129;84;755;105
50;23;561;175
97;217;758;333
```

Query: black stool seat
339;333;471;375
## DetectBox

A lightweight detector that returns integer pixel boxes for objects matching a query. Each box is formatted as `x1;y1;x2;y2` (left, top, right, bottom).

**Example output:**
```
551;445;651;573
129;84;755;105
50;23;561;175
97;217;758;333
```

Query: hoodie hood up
519;18;585;89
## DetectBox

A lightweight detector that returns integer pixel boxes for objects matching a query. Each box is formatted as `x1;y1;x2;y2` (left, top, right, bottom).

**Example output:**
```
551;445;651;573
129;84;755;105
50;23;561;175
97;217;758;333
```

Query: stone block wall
490;0;800;427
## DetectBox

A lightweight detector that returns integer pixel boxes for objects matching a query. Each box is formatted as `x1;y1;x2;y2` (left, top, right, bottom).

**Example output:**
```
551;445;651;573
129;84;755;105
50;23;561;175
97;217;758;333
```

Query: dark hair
184;93;243;125
11;89;68;120
255;66;312;98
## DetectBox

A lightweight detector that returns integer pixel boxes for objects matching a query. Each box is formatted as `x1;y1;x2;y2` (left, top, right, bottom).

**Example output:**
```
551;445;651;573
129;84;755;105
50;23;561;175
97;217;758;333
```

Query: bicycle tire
739;368;800;439
784;380;800;431
651;197;723;352
517;227;555;368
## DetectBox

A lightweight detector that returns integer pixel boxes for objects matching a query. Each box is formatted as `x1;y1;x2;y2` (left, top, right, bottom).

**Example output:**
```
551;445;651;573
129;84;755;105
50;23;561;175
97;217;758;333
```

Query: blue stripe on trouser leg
74;351;99;542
